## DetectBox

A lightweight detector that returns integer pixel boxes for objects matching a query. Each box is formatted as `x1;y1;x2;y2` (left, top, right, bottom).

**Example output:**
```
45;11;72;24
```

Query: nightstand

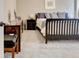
27;20;36;30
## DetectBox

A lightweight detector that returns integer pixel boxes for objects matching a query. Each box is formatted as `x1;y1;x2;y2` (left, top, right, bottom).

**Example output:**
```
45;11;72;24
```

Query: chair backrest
14;10;21;20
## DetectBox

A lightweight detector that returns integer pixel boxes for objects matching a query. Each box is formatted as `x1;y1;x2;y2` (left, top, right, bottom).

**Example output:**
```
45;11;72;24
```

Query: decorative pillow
36;13;45;18
50;12;58;18
45;13;51;19
65;13;69;19
57;12;68;18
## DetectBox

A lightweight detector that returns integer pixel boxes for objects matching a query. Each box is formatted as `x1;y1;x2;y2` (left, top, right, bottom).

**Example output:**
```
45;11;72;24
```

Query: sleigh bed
36;13;79;44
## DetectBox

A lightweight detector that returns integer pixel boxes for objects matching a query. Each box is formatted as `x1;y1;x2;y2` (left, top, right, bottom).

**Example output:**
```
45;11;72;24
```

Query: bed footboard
45;19;79;44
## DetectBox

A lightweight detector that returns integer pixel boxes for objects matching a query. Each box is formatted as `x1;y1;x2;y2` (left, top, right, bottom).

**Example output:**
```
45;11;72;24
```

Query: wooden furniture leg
16;41;19;54
45;39;47;44
12;47;15;58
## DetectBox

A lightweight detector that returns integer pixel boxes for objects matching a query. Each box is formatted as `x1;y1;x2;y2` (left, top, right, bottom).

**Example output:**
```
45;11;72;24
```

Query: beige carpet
4;30;79;58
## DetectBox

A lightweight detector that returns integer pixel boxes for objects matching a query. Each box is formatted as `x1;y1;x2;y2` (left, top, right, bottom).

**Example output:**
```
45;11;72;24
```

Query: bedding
36;12;69;36
36;18;46;30
57;12;69;19
50;12;58;18
36;18;46;36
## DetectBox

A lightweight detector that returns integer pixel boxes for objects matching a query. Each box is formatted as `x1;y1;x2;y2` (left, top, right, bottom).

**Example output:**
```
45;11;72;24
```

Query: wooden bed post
45;38;47;44
45;19;48;44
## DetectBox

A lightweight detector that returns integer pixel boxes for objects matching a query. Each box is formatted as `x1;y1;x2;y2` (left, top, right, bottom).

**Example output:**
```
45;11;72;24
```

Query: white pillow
57;12;66;18
50;12;58;18
45;13;51;19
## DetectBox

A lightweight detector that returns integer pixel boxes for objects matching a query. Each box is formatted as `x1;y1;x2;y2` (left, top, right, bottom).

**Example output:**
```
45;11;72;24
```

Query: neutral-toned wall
77;0;79;17
0;0;5;57
0;26;4;58
0;0;5;22
16;0;74;20
4;0;16;23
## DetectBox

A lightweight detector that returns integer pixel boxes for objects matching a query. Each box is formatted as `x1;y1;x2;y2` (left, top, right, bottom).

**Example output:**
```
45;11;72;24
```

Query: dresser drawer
4;26;17;34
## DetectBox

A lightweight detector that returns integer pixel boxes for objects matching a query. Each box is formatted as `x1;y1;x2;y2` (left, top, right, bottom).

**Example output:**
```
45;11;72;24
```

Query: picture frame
45;0;55;9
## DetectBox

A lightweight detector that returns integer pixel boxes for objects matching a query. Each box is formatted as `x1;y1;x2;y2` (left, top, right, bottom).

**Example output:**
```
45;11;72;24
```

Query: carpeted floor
4;30;79;58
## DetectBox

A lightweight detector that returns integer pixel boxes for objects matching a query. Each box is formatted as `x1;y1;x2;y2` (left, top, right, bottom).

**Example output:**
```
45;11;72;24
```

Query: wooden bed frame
45;19;79;44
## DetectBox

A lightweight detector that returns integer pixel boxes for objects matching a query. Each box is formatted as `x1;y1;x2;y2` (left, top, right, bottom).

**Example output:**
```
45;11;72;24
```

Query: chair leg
16;42;19;54
12;48;15;58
